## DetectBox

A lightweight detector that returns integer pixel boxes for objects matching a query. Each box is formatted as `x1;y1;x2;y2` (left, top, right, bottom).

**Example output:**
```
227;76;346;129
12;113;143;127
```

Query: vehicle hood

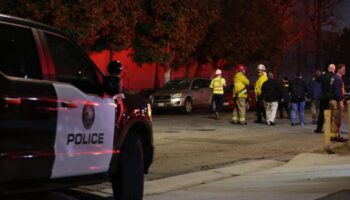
153;89;187;96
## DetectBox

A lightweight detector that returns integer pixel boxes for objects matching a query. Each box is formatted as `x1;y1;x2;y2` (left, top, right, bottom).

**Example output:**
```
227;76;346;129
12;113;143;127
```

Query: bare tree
303;0;343;69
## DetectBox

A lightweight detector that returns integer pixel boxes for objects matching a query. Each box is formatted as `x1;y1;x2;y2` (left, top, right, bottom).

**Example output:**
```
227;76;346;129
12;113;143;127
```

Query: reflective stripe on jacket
210;77;226;94
255;72;268;97
233;72;250;99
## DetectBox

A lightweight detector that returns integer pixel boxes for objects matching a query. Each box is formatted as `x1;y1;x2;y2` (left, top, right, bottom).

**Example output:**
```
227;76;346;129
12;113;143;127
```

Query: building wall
89;50;236;91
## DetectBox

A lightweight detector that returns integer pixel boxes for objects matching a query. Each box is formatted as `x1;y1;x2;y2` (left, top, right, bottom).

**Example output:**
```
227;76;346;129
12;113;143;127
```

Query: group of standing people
210;63;347;142
253;64;308;126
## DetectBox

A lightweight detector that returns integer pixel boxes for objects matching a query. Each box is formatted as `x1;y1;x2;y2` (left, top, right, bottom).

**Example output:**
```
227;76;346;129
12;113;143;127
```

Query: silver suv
150;78;213;113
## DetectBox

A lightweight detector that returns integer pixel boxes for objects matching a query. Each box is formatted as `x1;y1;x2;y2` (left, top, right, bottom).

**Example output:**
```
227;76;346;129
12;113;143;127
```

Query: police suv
0;14;153;200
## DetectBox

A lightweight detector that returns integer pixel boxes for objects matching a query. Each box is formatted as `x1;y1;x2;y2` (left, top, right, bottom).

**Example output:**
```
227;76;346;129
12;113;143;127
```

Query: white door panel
51;83;116;178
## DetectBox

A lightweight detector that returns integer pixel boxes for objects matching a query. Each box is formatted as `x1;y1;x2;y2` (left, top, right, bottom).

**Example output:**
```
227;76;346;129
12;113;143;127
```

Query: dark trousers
316;98;330;131
256;96;266;122
279;101;290;118
213;94;224;112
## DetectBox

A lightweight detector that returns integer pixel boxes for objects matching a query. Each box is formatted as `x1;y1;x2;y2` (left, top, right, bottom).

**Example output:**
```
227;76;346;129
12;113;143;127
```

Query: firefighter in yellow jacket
255;64;268;123
232;64;250;125
210;69;226;119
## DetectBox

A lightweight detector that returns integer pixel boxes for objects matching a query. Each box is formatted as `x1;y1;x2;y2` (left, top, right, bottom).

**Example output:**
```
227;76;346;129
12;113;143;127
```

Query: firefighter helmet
257;64;266;71
236;64;245;72
215;69;222;75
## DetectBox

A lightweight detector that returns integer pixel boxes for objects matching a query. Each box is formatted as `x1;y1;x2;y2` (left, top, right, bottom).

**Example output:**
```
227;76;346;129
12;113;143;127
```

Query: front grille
154;95;170;101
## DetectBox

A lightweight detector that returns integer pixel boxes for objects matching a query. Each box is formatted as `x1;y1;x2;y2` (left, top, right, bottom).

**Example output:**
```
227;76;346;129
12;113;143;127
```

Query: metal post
324;109;333;154
347;101;350;146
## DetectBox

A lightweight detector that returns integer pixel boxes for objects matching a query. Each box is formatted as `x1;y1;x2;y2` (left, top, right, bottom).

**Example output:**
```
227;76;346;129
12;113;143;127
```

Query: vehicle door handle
61;101;77;108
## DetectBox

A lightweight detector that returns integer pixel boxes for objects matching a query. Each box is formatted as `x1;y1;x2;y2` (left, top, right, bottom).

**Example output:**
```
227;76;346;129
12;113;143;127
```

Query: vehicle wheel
112;132;144;200
182;99;193;114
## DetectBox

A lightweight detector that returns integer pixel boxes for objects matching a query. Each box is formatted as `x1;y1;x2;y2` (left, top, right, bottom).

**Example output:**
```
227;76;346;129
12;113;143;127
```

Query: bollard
324;109;333;153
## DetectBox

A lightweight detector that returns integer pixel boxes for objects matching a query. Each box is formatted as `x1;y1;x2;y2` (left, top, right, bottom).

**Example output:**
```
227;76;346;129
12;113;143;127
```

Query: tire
112;132;144;200
182;98;193;114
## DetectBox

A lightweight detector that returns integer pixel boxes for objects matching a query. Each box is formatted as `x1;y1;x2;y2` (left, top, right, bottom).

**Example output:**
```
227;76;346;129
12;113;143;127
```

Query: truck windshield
163;80;190;90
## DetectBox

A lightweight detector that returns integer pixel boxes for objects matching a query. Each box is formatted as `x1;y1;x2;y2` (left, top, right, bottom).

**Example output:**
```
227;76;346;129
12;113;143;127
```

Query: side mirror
103;76;121;96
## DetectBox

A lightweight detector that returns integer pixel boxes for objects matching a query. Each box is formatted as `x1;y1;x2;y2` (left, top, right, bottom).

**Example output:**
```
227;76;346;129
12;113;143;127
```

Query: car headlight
147;103;152;121
171;93;183;99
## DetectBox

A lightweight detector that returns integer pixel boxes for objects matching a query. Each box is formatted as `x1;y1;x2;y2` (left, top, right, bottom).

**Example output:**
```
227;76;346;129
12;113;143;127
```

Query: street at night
2;1;350;200
4;111;350;199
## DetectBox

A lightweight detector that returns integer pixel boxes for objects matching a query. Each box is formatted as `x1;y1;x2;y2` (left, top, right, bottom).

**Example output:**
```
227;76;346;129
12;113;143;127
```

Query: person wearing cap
210;69;226;119
232;64;250;125
279;76;290;119
104;60;123;96
254;64;268;123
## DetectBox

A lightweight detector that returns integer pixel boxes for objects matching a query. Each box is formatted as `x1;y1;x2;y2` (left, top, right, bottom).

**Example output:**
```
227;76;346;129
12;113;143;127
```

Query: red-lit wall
89;50;235;91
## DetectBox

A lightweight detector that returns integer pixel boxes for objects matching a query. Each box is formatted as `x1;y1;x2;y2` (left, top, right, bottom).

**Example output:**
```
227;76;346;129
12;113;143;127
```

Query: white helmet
215;69;222;75
257;64;266;71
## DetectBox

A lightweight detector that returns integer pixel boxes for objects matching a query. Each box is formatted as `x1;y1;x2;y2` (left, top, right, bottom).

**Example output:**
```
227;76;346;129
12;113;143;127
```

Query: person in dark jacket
329;64;347;142
279;77;290;119
308;70;322;124
289;72;308;126
105;60;123;96
314;64;336;133
261;72;282;126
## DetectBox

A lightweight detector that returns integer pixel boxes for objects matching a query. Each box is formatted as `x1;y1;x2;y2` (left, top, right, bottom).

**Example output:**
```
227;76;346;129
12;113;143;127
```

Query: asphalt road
3;110;349;200
146;110;346;180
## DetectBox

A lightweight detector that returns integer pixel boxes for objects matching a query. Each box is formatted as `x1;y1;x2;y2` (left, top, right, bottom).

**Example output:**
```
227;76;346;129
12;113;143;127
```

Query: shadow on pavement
317;189;350;200
2;190;113;200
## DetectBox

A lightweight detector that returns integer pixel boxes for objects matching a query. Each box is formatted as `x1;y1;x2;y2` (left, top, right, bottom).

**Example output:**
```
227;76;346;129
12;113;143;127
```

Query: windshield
163;79;191;90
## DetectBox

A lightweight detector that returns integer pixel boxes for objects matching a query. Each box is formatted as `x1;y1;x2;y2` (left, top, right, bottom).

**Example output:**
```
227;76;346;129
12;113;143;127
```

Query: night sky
336;1;350;31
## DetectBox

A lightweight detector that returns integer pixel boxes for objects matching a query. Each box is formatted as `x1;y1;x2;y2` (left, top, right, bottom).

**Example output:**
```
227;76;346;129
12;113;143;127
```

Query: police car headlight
171;93;183;99
147;103;152;121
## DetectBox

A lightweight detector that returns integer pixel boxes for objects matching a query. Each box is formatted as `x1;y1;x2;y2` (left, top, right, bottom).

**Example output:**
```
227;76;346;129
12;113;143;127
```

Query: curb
144;159;284;196
71;153;350;198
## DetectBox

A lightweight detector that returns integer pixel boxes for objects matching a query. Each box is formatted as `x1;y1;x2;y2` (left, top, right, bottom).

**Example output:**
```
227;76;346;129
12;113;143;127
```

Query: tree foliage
133;0;219;65
196;0;285;68
0;0;343;71
0;0;142;50
302;0;343;67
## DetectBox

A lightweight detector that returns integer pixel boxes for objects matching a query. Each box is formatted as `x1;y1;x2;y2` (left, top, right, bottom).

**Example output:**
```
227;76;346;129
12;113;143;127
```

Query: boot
215;112;220;119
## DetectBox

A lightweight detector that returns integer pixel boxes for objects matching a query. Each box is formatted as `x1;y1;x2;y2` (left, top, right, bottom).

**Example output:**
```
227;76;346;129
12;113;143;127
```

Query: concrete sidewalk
144;153;350;200
144;159;284;196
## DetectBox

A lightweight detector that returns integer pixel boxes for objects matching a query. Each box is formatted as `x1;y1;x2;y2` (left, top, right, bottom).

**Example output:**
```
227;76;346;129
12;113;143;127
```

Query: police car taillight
4;97;21;105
